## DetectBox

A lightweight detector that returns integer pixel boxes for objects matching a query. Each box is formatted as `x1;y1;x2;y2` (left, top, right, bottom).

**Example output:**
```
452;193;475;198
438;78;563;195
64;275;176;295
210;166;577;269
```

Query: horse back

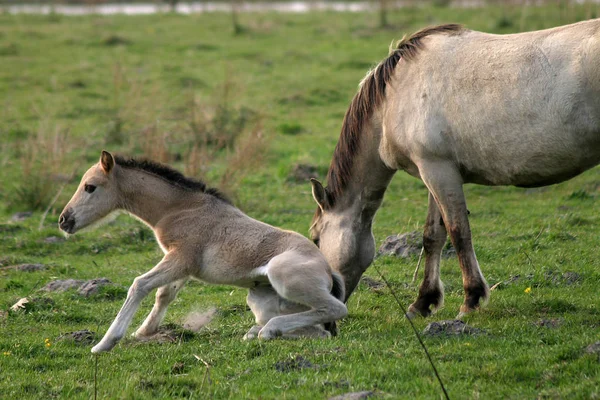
383;19;600;186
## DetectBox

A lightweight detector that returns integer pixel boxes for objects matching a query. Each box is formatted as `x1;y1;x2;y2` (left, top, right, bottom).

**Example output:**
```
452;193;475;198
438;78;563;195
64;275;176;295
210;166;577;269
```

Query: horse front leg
91;254;186;353
407;192;447;318
134;278;188;338
420;163;489;318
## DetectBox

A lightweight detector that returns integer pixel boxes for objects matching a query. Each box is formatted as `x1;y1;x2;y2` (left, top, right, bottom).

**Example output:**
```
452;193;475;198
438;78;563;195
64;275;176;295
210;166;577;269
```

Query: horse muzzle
59;209;76;234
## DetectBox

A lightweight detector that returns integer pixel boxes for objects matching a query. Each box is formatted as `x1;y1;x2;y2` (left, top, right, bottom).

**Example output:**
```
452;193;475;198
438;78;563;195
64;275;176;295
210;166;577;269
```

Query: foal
59;151;347;353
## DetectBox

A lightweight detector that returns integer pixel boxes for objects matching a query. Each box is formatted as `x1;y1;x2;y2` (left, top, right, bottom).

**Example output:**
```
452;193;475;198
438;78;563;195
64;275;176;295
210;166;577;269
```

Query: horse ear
100;151;115;174
310;178;329;211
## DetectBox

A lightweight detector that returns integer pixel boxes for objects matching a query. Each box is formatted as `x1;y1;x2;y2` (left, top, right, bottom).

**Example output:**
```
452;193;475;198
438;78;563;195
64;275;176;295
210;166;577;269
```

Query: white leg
258;252;347;339
92;255;186;353
134;278;188;338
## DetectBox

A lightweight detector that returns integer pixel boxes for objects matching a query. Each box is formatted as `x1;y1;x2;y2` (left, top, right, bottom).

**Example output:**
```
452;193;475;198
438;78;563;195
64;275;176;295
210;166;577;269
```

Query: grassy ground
1;4;599;399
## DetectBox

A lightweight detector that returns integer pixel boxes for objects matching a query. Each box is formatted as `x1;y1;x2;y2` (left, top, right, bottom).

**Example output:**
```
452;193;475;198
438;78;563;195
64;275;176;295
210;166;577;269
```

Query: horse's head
310;178;376;299
59;151;120;234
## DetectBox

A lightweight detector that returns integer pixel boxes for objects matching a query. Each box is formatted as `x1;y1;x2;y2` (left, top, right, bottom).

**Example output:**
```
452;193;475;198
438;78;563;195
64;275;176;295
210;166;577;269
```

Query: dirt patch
5;263;47;272
136;324;197;345
57;329;96;345
41;279;84;293
275;355;317;372
360;276;385;291
11;212;32;222
43;236;65;244
585;341;600;355
288;163;320;183
329;391;376;400
41;278;115;297
102;35;130;46
77;278;112;296
423;320;484;336
378;231;454;258
535;318;563;328
543;270;582;286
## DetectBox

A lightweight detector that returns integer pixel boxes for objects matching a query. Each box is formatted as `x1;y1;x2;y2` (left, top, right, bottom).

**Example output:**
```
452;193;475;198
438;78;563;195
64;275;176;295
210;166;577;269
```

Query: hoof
132;329;155;339
407;303;432;319
258;328;282;340
243;326;261;341
91;342;114;354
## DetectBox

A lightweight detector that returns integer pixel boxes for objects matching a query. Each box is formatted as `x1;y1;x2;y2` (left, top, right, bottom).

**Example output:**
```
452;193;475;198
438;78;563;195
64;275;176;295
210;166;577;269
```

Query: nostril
59;215;65;225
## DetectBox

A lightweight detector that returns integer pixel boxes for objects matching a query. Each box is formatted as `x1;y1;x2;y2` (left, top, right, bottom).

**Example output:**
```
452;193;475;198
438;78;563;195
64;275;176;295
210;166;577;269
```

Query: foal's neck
118;168;197;228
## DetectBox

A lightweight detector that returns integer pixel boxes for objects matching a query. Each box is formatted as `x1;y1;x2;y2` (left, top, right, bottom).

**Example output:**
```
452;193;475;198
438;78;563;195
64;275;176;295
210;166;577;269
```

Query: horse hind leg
244;285;280;340
257;252;347;339
407;192;446;319
419;162;490;318
133;278;188;338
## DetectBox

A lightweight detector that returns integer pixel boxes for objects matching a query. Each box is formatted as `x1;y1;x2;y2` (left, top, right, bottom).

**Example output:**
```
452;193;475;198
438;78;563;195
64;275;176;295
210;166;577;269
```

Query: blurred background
1;0;598;225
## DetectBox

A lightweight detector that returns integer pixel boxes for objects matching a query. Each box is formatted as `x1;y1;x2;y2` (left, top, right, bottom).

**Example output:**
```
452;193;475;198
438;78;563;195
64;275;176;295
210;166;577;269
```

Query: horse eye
84;184;96;194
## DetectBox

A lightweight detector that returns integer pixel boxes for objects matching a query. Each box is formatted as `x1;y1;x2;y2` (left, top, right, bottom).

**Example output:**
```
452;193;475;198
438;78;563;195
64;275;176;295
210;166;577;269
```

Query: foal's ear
310;178;329;211
100;150;115;174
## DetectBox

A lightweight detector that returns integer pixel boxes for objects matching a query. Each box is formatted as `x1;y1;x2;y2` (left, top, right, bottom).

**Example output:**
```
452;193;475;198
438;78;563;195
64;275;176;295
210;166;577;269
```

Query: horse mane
324;23;465;205
113;155;232;204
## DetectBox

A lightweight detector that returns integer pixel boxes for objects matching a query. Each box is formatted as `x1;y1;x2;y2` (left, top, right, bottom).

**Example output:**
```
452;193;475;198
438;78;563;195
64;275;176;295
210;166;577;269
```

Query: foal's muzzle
59;209;75;234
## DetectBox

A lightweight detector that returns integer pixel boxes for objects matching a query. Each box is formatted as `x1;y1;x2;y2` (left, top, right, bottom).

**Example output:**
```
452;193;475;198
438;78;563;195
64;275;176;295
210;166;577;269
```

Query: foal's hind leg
419;163;489;318
134;278;188;338
246;284;332;340
257;252;347;339
244;285;279;340
407;192;447;319
91;254;186;353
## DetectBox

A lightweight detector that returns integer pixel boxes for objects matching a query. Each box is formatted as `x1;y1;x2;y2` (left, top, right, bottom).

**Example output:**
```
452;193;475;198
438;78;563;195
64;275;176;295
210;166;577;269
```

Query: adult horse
309;21;600;318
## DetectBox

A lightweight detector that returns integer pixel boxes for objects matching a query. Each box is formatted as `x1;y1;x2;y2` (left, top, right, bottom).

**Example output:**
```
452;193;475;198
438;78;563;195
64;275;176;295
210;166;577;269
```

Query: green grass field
1;4;599;399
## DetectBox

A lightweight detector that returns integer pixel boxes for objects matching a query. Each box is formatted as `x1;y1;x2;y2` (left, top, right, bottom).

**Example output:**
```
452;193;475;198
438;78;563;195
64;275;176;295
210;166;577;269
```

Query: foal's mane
324;24;464;205
114;156;231;204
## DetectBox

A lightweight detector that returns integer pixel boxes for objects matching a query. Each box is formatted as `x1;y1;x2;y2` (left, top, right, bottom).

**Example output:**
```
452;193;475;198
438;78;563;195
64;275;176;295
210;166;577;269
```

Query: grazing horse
309;21;600;318
59;151;347;353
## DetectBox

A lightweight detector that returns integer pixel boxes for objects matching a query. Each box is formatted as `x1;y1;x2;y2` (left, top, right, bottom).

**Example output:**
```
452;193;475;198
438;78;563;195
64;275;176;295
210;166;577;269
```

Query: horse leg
244;285;280;340
407;192;447;318
420;163;489;318
257;252;347;339
133;278;188;338
91;255;186;353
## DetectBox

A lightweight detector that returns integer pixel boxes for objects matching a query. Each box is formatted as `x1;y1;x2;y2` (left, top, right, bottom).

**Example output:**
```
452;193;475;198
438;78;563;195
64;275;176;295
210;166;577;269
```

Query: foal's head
59;151;120;234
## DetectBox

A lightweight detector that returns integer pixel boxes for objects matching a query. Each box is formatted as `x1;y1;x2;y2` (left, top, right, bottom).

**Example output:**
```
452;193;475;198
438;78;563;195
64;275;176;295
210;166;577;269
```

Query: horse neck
334;121;395;224
117;168;194;228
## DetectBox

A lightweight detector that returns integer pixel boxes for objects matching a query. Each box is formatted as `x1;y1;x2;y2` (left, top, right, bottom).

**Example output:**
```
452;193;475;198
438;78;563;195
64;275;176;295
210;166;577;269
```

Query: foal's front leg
91;255;185;353
134;278;188;338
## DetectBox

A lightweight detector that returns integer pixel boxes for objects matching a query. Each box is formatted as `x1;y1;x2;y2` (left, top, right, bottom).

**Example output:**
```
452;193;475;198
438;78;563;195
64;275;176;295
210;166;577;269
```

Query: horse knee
327;300;347;321
129;276;151;297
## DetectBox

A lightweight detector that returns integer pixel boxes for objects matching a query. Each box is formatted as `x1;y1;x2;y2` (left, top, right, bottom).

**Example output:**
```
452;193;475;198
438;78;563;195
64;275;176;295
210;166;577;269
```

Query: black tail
324;272;346;336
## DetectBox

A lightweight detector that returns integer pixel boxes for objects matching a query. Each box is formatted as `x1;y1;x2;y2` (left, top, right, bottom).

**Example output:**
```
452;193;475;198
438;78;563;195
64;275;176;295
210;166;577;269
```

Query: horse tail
324;271;346;336
330;271;346;302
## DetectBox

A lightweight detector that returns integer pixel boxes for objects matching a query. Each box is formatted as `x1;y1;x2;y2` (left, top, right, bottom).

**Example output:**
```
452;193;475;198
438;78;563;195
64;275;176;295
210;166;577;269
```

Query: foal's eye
84;184;96;194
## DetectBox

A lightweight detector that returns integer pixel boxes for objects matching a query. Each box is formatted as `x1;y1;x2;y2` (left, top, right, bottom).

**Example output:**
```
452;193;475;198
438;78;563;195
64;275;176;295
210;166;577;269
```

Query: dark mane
113;155;231;204
324;24;464;205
